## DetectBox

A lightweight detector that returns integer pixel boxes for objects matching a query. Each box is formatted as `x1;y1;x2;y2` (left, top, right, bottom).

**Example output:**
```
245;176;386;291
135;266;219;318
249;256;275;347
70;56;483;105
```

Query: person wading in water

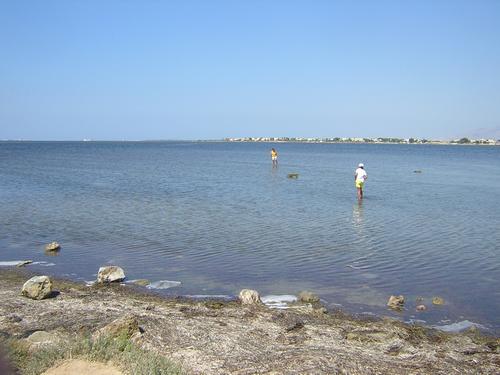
354;163;367;199
271;148;278;167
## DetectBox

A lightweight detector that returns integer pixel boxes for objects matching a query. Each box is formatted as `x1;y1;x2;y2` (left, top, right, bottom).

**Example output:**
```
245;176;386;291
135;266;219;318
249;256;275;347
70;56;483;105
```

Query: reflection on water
0;141;499;332
352;200;364;232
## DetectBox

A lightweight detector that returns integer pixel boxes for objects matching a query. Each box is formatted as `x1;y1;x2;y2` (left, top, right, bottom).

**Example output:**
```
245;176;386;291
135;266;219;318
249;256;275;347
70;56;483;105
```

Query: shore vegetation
1;332;183;375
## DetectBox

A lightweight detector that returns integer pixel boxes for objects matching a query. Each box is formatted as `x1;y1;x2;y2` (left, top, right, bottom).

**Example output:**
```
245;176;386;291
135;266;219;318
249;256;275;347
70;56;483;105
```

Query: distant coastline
224;136;500;145
1;137;499;145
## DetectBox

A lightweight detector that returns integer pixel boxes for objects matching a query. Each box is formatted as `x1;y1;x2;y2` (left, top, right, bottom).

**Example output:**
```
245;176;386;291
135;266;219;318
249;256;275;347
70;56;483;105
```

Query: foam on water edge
0;260;55;267
433;320;486;333
146;280;182;289
0;261;26;266
261;295;297;309
126;279;150;286
32;261;56;267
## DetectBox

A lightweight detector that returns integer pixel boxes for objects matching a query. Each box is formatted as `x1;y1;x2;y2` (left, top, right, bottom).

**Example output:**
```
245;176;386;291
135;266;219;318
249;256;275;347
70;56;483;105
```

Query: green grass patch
1;332;183;375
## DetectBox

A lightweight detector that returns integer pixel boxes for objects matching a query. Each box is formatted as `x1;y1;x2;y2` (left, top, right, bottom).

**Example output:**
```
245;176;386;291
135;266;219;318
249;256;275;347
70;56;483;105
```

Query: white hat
358;163;364;168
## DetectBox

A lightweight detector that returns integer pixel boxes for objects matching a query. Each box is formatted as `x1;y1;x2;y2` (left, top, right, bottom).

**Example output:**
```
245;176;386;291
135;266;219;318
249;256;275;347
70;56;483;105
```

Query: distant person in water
271;148;278;167
354;163;368;199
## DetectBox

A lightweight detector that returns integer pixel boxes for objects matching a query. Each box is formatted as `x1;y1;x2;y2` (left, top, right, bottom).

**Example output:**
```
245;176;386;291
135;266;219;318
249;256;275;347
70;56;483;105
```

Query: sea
1;141;499;333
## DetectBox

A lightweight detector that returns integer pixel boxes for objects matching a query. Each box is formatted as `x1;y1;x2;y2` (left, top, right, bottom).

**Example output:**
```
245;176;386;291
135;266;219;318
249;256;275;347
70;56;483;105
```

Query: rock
21;276;53;300
26;331;60;347
205;301;225;309
93;315;140;340
239;289;262;305
298;291;320;303
416;304;427;311
346;332;360;341
387;295;405;310
287;173;299;179
285;320;304;332
130;279;150;287
466;325;479;334
314;307;328;315
16;260;33;267
384;339;405;355
97;266;125;283
432;297;445;305
44;242;61;252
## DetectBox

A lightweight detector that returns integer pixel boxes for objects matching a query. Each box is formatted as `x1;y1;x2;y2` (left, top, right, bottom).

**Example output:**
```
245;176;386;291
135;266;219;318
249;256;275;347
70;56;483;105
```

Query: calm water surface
1;142;499;332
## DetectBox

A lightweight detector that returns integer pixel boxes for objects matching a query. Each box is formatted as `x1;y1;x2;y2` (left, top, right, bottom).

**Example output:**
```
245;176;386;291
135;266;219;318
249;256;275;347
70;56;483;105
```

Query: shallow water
1;141;499;332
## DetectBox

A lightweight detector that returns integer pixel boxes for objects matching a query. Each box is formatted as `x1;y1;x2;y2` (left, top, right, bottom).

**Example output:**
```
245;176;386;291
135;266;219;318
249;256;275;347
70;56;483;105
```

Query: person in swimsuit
271;148;278;167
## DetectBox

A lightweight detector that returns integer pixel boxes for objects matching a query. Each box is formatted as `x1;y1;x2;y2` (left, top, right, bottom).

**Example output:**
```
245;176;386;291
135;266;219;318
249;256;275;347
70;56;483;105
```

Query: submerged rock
44;242;61;252
387;295;405;310
432;297;445;305
97;266;125;283
21;276;53;300
239;289;262;305
298;291;320;303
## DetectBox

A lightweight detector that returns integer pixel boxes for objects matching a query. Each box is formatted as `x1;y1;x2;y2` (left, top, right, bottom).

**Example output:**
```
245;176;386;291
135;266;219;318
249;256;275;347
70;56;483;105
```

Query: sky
1;0;499;141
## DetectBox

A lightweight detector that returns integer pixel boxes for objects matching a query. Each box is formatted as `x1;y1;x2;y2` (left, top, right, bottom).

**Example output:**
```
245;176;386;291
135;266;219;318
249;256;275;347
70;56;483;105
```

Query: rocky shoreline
0;268;499;374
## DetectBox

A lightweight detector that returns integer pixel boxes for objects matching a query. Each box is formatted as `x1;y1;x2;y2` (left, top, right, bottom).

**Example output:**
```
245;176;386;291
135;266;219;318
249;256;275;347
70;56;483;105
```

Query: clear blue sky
1;0;499;140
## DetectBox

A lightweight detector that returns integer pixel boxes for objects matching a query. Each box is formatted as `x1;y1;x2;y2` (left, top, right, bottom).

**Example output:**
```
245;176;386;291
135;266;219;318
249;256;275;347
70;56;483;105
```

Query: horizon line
1;136;498;143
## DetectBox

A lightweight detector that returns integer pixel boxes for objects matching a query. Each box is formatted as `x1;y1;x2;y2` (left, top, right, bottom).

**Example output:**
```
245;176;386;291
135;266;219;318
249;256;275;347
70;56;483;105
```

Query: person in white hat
354;163;368;199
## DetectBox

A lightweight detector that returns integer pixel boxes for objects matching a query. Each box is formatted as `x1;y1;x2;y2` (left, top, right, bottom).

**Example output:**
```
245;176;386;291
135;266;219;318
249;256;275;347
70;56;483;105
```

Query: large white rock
239;289;262;305
97;266;125;283
21;276;53;300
